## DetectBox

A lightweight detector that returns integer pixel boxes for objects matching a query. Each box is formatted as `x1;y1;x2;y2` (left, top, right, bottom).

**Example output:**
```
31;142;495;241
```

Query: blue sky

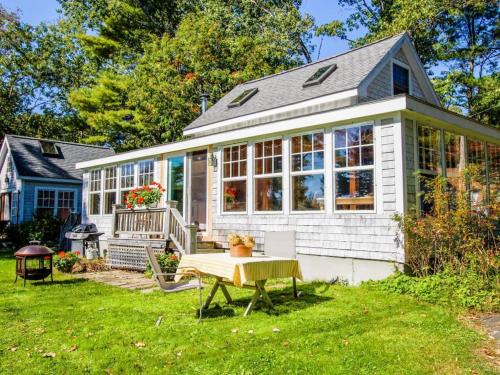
1;0;366;61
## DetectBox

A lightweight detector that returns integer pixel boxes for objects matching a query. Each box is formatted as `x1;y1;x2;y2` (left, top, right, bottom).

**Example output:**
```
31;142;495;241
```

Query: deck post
185;224;197;254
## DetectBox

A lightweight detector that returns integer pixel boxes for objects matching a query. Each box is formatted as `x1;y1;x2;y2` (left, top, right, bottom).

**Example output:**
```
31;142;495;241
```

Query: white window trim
391;58;412;96
221;142;248;215
289;130;326;214
332;122;377;214
253;137;284;214
34;187;78;217
88;169;102;216
103;166;118;216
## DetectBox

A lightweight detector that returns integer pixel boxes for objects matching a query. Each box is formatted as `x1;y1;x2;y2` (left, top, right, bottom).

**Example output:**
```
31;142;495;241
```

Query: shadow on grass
201;283;332;318
29;278;88;286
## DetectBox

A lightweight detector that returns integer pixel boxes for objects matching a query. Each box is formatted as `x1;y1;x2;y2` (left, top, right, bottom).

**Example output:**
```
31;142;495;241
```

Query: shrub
145;251;179;278
5;213;64;249
395;169;498;278
71;258;108;273
54;251;80;273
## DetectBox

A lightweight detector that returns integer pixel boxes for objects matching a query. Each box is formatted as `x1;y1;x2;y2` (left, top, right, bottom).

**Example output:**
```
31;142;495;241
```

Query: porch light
208;153;218;170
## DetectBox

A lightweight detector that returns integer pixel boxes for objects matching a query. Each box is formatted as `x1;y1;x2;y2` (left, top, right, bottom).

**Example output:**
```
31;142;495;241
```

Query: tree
68;0;315;150
317;0;499;127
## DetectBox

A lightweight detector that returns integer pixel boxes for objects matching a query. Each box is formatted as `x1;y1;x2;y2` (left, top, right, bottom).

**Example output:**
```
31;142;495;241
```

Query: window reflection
292;175;324;211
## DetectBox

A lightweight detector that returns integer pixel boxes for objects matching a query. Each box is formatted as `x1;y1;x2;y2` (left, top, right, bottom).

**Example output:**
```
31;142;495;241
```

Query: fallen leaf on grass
135;341;146;348
67;344;78;352
85;332;94;337
272;327;280;333
247;330;254;334
176;351;182;357
231;328;239;333
43;352;56;358
10;347;17;352
283;341;289;347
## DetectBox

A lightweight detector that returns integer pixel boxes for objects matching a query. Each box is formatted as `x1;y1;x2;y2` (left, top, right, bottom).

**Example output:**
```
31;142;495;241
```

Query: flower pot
229;244;252;257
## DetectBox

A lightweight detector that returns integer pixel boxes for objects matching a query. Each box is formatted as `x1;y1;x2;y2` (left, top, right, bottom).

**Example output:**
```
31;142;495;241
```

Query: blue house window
37;190;55;217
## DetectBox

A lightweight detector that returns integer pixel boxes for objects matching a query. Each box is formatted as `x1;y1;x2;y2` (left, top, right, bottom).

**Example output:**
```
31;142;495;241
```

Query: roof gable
185;33;407;132
5;135;115;181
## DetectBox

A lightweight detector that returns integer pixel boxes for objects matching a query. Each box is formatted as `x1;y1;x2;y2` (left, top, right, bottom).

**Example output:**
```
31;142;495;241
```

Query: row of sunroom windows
222;124;375;213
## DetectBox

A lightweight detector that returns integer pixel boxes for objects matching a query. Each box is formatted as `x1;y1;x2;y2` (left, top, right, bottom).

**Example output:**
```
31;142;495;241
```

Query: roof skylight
39;141;59;156
228;88;259;108
303;64;337;88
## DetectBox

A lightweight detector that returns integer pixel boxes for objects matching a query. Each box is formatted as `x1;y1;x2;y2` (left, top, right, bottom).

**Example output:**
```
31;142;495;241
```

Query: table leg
244;287;261;317
217;279;233;304
256;280;274;309
202;280;219;310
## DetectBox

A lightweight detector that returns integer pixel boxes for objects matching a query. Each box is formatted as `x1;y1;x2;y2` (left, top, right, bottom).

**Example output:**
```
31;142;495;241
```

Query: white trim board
76;95;500;169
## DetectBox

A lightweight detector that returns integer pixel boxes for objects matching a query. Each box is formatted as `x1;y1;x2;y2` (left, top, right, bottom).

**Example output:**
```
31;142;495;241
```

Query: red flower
138;197;144;204
127;204;132;209
74;251;81;256
58;251;66;258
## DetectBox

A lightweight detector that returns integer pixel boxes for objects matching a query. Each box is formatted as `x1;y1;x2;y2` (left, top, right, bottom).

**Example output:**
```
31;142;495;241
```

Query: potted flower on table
227;234;255;257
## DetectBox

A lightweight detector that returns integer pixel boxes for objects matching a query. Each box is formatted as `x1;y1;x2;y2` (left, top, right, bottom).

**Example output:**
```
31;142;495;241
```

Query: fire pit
15;241;54;286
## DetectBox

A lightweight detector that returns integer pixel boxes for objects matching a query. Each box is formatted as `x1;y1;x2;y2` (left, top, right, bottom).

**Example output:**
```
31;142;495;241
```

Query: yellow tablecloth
176;253;302;287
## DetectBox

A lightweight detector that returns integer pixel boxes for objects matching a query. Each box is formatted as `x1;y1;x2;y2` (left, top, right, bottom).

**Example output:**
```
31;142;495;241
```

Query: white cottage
76;33;500;283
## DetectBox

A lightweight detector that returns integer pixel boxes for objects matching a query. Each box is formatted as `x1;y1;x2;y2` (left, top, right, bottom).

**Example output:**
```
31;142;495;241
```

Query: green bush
4;213;64;249
367;269;499;312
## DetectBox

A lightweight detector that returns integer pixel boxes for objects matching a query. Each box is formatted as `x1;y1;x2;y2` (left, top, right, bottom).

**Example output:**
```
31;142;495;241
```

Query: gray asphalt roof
7;135;115;180
185;33;406;131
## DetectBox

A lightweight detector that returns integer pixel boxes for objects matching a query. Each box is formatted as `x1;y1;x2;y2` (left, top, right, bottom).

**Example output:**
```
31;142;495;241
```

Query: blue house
0;135;114;225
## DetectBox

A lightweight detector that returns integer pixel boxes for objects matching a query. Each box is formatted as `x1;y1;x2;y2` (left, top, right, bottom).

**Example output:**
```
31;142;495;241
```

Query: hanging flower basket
125;182;165;209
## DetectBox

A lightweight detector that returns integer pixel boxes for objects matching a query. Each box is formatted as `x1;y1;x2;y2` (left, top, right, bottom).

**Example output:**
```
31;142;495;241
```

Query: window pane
274;139;282;155
90;170;101;192
223;181;246;212
274;157;282;173
167;156;184;215
302;134;312;152
361;125;373;145
138;160;154;186
240;145;247;160
105;167;117;190
335;149;346;168
467;140;486;207
255;142;263;158
89;193;100;215
121;164;134;188
418;124;441;172
393;64;409;95
240;160;247;176
291;136;301;154
264;141;273;156
335;170;374;210
292;174;324;211
313;133;324;150
314;152;324;169
264;158;272;174
418;174;434;215
255;177;282;211
104;192;116;214
347;127;359;146
348;148;360;167
255;158;263;175
231;146;239;161
335;129;346;148
361;146;374;166
488;144;500;203
224;147;231;162
232;162;239;177
302;153;313;171
292;154;301;171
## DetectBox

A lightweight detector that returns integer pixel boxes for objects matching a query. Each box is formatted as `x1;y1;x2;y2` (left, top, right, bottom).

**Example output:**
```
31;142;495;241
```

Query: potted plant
125;182;165;209
227;234;255;257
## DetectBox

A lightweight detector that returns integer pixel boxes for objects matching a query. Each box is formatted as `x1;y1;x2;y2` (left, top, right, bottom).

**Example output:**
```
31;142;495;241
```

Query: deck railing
110;201;197;255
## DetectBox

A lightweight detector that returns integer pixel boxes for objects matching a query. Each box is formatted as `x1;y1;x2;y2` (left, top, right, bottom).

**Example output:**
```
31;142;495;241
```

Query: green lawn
0;253;495;374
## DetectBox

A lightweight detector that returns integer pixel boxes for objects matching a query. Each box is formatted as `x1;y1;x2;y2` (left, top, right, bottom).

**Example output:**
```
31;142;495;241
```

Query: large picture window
89;169;101;215
104;167;117;214
37;189;75;219
254;139;283;211
138;160;154;186
291;132;324;211
222;144;247;212
334;124;374;211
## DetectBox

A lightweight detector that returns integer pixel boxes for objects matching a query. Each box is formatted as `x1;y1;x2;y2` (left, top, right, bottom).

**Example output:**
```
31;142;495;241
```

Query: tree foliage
318;0;499;127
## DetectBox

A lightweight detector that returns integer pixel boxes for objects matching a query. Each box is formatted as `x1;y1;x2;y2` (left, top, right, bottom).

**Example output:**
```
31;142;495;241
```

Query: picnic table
175;253;302;316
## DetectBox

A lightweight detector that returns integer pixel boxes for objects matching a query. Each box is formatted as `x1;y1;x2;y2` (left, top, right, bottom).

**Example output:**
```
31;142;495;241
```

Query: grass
0;253;496;374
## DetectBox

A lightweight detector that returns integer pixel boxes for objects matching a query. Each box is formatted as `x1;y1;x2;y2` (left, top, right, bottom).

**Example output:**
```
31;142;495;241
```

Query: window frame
253;137;284;214
391;59;411;96
221;142;248;214
34;187;78;217
88;169;102;216
289;130;326;213
138;159;155;187
103;166;118;215
332;123;376;213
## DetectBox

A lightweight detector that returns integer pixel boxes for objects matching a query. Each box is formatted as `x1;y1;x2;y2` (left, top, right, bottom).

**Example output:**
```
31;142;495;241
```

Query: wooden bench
106;201;197;271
